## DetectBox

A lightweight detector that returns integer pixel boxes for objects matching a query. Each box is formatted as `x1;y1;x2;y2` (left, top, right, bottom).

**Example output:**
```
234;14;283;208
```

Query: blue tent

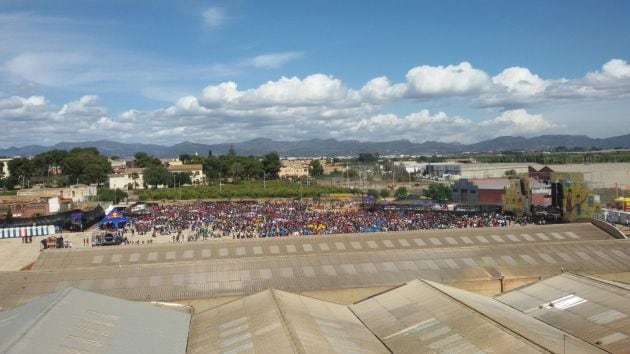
98;209;129;229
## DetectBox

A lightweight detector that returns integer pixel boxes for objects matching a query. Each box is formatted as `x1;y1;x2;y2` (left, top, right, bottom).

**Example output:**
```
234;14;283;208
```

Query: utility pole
392;160;395;186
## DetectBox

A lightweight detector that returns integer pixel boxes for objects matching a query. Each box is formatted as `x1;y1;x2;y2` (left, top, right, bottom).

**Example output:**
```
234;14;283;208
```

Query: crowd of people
119;201;534;241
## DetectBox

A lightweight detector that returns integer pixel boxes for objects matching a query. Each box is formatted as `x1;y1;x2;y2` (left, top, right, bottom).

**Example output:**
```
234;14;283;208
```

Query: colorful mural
550;172;600;221
501;178;529;214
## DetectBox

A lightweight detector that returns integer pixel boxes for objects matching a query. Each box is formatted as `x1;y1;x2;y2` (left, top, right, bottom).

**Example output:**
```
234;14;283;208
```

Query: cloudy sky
1;0;629;148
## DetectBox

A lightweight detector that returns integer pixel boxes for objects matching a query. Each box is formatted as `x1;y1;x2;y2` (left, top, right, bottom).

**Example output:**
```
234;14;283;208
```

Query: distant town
1;140;629;224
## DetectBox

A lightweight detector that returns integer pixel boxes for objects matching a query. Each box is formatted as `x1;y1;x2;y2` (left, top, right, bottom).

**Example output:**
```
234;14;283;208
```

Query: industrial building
2;272;629;353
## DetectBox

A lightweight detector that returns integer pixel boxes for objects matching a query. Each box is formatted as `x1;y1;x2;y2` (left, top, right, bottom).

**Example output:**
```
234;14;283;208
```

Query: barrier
591;218;628;239
0;225;57;239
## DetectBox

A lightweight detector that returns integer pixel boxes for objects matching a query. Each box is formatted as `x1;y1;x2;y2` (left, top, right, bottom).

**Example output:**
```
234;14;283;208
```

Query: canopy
98;209;129;229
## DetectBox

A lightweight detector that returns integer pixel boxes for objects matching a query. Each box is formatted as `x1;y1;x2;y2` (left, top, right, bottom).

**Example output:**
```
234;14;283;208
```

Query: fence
0;225;58;239
0;205;104;237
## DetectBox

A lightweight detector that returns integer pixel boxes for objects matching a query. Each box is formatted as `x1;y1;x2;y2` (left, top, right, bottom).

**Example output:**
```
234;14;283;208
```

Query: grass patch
136;180;354;201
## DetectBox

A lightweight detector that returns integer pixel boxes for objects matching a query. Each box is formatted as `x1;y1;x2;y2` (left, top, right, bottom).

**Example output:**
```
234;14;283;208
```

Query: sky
1;0;630;148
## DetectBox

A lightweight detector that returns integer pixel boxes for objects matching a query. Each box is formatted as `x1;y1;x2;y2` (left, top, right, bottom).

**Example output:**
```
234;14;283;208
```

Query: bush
394;186;408;198
380;189;390;198
98;188;128;202
367;189;380;199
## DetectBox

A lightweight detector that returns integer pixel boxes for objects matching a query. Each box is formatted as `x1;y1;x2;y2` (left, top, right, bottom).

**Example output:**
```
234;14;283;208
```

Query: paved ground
1;221;627;273
0;228;199;272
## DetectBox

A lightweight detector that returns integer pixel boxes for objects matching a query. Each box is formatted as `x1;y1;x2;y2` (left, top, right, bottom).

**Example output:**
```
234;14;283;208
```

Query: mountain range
1;134;629;158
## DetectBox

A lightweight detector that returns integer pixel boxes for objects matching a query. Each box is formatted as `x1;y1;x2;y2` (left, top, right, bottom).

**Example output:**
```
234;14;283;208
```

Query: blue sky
1;0;629;147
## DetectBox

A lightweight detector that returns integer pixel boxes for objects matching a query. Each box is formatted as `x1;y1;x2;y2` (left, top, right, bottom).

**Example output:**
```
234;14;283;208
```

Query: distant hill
1;134;629;157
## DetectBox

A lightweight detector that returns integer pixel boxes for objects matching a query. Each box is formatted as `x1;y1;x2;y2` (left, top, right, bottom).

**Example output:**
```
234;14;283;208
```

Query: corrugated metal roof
351;279;606;353
2;239;630;311
350;280;546;353
33;223;612;271
188;289;389;354
0;288;190;354
496;272;630;353
428;280;606;353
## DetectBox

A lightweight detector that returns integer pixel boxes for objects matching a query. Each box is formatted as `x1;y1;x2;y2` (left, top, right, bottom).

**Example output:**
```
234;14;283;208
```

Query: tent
98;209;130;229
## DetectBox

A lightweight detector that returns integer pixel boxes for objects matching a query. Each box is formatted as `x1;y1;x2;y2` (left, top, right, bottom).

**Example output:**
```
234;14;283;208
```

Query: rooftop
189;289;388;353
0;288;190;354
496;272;630;352
2;224;629;310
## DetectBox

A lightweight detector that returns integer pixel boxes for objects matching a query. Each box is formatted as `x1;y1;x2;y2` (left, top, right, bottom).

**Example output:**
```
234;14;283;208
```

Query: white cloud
2;57;629;148
359;76;407;103
492;67;549;96
405;62;490;97
202;7;226;28
586;59;630;82
480;109;555;136
0;94;130;146
200;74;363;109
249;52;304;69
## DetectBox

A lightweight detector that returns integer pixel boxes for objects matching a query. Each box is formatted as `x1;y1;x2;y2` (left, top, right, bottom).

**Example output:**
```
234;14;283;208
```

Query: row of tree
133;148;285;188
2;148;112;189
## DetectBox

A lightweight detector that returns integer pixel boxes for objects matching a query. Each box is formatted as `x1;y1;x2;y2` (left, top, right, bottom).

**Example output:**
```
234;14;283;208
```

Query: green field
135;180;354;201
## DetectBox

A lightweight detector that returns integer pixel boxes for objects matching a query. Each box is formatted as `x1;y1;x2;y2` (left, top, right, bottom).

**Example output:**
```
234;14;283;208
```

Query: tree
394;186;408;198
130;172;140;189
346;168;359;179
261;151;281;178
367;189;380;199
97;188;128;202
380;189;390;198
309;160;324;176
8;158;35;187
83;163;108;187
62;148;111;185
426;182;452;202
32;149;68;177
5;207;13;223
179;154;191;163
134;152;161;168
504;169;517;177
357;153;379;163
143;165;171;188
229;162;245;180
170;172;192;187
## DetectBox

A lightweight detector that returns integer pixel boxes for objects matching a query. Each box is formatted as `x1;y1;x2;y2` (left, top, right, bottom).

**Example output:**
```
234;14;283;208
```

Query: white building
168;164;205;184
279;160;310;178
17;184;98;203
108;168;145;190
